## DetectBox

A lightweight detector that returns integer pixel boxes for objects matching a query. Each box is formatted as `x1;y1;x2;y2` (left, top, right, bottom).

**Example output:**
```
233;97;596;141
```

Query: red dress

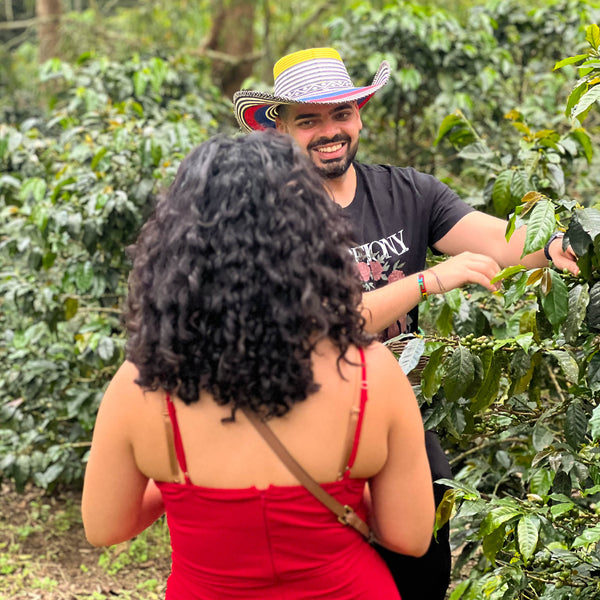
155;349;400;599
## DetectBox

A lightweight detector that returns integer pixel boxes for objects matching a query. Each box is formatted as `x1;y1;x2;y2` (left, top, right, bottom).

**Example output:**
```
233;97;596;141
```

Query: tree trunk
204;0;256;99
36;0;62;62
5;0;14;21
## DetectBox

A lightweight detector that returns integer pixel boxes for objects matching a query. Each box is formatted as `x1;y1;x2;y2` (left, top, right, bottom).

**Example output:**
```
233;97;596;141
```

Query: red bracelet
417;273;428;301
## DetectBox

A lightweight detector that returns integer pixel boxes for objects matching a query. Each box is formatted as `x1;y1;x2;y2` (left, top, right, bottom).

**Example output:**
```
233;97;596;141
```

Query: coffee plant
0;53;235;491
388;23;600;599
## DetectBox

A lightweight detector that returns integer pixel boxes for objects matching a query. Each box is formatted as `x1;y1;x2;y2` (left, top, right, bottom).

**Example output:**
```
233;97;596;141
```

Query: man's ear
355;104;363;132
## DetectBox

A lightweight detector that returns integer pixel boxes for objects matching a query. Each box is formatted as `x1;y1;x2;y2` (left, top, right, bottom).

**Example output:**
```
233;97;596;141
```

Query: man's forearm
360;272;424;334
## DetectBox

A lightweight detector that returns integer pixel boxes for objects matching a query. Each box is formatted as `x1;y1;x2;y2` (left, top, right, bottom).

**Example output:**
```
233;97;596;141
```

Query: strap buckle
337;504;355;526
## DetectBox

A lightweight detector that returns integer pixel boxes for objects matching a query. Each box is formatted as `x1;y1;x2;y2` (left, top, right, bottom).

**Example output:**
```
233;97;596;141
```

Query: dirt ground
0;481;171;600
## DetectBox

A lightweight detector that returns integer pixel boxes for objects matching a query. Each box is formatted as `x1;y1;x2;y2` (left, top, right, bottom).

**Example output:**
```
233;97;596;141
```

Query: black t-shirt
342;162;474;337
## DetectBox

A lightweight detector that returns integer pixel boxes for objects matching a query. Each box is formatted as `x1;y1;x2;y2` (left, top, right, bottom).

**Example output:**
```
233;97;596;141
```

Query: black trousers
374;431;452;600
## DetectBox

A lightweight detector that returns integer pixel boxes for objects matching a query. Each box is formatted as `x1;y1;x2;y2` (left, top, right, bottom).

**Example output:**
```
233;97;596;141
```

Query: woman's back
132;341;388;488
112;341;404;599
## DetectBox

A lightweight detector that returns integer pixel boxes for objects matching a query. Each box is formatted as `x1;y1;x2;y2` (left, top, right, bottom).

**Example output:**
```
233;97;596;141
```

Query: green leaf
64;297;79;320
517;515;539;564
398;337;425;376
539;270;569;326
491;264;526;284
19;177;47;203
448;580;470;600
463;353;484;399
421;347;444;399
90;147;108;171
573;207;600;239
546;163;565;196
586;23;600;50
36;463;64;488
443;288;463;312
97;336;115;361
571;85;600;122
548;350;580;384
434;114;467;146
563;283;589;344
502;272;529;308
565;400;587;449
532;425;554;452
510;170;528;201
522;200;555;256
149;57;168;93
554;54;589;70
444;346;475;402
133;70;149;98
572;523;600;548
590;404;600;441
550;502;574;517
434;488;456;537
482;523;506;565
569;128;593;163
480;505;521;536
565;80;589;120
586;281;600;332
589;355;600;393
434;301;454;337
50;176;76;203
514;333;535;352
492;170;514;216
529;467;553;496
436;478;481;501
470;353;501;413
457;142;494;161
75;261;95;293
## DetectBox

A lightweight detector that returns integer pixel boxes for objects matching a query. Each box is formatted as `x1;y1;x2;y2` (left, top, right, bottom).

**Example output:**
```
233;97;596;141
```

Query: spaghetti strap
341;347;369;481
165;394;191;484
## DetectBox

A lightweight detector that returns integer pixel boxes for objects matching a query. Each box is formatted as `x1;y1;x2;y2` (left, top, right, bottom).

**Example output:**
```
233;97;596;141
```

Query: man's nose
319;117;341;138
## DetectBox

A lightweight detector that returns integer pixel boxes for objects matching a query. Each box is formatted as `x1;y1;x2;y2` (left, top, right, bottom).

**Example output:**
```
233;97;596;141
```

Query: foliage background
3;1;600;598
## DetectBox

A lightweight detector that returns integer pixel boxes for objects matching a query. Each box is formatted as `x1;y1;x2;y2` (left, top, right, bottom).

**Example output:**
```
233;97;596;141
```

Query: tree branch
280;1;337;54
0;15;60;30
194;47;264;66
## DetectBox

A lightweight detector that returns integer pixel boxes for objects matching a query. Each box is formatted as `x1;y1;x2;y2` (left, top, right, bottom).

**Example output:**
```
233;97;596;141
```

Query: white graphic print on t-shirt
349;229;412;336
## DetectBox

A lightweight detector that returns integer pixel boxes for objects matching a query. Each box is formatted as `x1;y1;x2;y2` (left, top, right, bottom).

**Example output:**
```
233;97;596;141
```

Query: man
233;47;578;599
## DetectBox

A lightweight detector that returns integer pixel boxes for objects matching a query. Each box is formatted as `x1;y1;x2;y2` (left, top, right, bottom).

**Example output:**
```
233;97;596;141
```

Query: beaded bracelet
417;273;428;301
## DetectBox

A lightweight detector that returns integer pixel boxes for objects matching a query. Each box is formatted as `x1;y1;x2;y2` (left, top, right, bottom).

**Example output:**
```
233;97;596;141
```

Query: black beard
308;136;359;180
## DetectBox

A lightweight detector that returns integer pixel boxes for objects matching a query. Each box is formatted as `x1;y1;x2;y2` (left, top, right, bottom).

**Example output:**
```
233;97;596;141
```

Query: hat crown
272;48;354;101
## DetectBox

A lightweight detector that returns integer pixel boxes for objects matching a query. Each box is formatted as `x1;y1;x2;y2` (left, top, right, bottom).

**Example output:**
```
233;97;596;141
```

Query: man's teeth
317;143;343;153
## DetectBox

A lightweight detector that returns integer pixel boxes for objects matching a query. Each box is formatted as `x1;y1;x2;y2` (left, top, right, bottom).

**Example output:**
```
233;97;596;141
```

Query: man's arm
434;212;579;273
360;211;578;334
360;252;501;333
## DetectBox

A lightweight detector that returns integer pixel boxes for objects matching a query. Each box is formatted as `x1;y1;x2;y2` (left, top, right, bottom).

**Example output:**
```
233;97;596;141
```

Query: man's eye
297;120;314;128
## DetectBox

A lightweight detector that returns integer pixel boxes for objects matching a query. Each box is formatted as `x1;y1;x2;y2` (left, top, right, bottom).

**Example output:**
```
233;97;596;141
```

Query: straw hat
233;47;390;133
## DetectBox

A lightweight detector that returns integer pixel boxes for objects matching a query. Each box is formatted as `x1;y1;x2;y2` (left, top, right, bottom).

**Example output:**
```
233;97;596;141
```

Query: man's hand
547;238;579;276
427;252;502;295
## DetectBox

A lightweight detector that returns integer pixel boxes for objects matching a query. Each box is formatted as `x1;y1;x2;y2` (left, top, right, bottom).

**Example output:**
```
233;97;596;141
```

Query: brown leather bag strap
241;406;374;542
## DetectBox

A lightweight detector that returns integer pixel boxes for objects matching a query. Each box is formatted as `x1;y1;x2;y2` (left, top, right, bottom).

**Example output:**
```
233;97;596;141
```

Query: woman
82;131;434;599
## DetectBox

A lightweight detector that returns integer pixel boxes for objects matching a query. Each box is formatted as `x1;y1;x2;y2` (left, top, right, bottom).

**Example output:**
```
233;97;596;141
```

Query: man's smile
308;136;350;161
315;142;344;154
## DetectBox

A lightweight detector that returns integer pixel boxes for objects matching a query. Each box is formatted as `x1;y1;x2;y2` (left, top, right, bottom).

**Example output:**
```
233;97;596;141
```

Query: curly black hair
125;130;372;419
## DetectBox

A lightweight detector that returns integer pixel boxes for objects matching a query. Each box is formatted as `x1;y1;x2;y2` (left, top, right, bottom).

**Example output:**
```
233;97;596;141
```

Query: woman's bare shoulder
362;341;404;373
101;361;153;410
361;342;415;409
